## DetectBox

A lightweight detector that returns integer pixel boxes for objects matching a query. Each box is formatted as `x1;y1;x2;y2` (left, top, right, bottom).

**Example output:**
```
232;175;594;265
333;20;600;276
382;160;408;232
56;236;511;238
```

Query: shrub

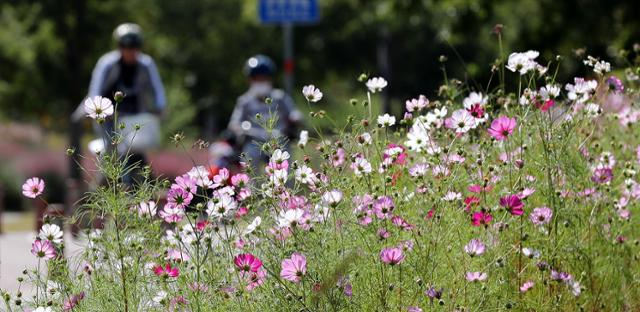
3;49;640;312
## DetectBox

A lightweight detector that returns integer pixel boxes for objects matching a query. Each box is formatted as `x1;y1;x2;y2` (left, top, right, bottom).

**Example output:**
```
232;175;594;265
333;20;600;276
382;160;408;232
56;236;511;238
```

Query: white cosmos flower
298;130;309;147
540;84;561;99
84;96;114;119
187;166;213;189
206;194;238;219
352;157;372;176
39;224;63;244
565;78;597;103
245;216;262;235
366;77;388;93
270;169;288;186
321;190;343;206
506;50;540;75
359;132;372;146
442;191;462;201
447;109;476;134
138;201;157;217
294;165;315;184
278;208;305;228
270;149;290;164
462;92;488;109
377;113;396;128
302;85;323;102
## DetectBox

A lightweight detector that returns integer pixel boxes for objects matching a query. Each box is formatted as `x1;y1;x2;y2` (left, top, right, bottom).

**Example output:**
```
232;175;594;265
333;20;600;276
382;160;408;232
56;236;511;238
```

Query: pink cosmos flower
22;177;45;199
166;249;191;262
166;187;193;209
591;167;613;184
380;247;405;265
173;174;197;194
520;281;534;293
465;271;487;282
231;173;250;188
243;267;267;291
330;148;346;167
377;228;390;240
499;194;524;216
471;211;492;226
373;196;395;219
159;204;185;223
153;263;180;278
63;292;85;311
234;253;263;273
464;239;486;257
31;239;56;260
280;253;307;283
529;207;553;226
487;116;517;141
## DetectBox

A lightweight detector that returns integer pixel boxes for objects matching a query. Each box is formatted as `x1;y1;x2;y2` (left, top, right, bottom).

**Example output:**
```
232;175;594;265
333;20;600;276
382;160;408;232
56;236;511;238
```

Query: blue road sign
259;0;320;24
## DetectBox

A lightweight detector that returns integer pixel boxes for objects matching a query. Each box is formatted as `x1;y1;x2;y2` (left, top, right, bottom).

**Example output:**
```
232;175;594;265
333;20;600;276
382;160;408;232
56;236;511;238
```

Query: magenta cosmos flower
153;263;180;278
471;211;492;226
487;116;516;141
31;239;56;260
234;253;263;273
280;253;307;283
499;194;524;216
529;207;553;225
22;177;45;199
591;167;613;184
380;247;405;265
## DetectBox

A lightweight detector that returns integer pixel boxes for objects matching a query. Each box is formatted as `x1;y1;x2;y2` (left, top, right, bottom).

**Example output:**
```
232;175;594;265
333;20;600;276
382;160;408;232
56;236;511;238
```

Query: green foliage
1;0;639;134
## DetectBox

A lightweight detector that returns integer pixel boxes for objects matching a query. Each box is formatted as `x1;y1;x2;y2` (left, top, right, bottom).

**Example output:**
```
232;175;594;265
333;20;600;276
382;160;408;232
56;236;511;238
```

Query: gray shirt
228;89;302;142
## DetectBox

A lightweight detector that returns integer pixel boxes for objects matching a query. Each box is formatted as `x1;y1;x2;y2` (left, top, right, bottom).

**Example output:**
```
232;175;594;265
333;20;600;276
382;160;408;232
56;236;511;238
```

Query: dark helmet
113;23;143;48
244;55;276;77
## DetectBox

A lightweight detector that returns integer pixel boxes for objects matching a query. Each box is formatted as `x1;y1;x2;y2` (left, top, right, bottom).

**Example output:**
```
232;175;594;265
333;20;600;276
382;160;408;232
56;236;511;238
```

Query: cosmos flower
280;253;307;283
499;194;524;216
529;207;553;226
366;77;388;93
471;211;492;226
445;109;476;134
487;116;517;141
22;177;45;199
39;224;63;244
234;253;263;273
83;96;114;119
520;281;534;293
378;113;396;128
137;201;157;217
153;263;180;278
31;239;56;260
506;51;540;74
464;239;486;257
465;271;487;282
380;247;405;265
302;85;323;102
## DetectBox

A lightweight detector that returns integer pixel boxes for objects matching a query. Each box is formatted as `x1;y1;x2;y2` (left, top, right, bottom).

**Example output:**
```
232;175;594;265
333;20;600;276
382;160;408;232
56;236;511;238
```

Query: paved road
0;231;85;297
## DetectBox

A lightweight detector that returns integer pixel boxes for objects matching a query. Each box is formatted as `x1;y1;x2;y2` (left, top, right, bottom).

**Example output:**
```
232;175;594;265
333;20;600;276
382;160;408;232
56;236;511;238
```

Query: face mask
248;82;273;98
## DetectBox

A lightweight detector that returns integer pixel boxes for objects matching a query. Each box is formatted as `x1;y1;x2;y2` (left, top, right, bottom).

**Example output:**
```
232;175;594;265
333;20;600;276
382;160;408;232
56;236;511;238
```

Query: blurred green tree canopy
0;0;638;136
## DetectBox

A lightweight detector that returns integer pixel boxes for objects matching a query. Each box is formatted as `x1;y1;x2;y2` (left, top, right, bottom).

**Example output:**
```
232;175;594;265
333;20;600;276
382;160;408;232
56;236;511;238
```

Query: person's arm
146;57;167;113
228;98;246;137
283;93;303;124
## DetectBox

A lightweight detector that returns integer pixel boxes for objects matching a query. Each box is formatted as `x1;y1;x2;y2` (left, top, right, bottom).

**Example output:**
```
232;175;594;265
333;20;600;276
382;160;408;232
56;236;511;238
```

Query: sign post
259;0;320;95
